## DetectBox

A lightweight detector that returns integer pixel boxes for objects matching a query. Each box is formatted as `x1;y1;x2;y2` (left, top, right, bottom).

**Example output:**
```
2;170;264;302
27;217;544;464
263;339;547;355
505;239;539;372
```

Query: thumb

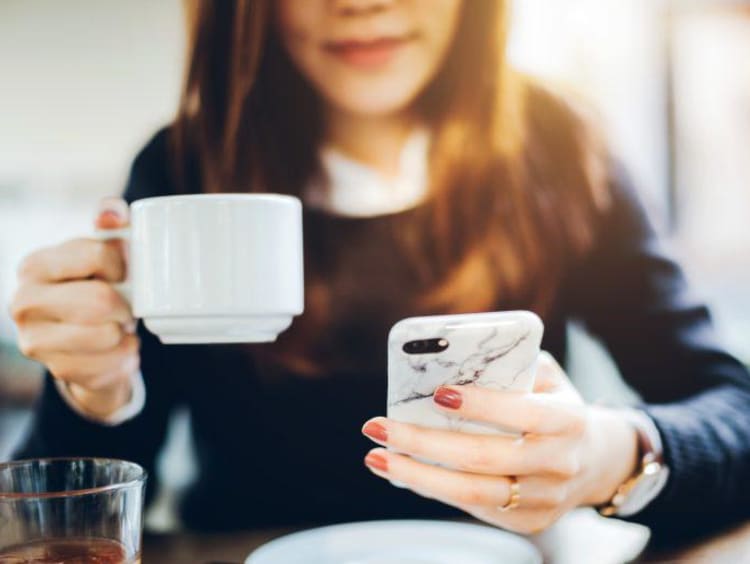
533;351;568;392
95;197;130;230
533;351;583;403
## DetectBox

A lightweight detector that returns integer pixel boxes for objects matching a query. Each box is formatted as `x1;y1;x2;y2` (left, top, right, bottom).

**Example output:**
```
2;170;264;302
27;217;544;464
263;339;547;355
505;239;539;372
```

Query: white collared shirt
305;128;430;217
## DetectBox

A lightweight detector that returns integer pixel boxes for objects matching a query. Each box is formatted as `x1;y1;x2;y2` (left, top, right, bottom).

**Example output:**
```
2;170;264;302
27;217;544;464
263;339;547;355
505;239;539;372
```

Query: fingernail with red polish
95;209;125;230
99;209;123;221
96;198;129;228
434;387;462;409
362;421;388;443
365;452;388;473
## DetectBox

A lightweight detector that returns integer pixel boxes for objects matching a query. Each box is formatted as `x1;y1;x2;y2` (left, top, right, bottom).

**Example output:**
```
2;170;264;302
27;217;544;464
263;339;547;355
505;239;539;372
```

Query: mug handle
93;226;132;306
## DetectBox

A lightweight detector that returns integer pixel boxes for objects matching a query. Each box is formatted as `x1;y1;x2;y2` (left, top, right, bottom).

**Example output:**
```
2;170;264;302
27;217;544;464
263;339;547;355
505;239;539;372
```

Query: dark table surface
142;509;750;564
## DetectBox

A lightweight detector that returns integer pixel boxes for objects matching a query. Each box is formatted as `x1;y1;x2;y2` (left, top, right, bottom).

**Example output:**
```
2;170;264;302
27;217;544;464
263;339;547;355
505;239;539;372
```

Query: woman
11;0;750;539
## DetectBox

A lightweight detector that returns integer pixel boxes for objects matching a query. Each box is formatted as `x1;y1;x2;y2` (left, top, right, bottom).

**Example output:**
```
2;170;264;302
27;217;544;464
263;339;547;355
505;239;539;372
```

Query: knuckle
8;292;28;324
99;322;124;349
543;484;568;507
92;280;117;306
457;483;487;506
116;366;136;383
508;436;527;458
463;438;496;472
554;455;581;478
94;240;112;264
86;282;121;318
48;361;74;383
525;405;545;433
86;242;107;273
16;253;38;280
16;333;38;359
567;412;587;436
89;369;130;391
85;374;113;392
89;241;120;278
8;284;38;324
523;452;541;475
61;239;95;278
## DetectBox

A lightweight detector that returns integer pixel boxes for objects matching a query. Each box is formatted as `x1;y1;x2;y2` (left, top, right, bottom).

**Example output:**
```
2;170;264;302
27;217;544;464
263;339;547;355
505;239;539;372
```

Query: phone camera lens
403;338;450;355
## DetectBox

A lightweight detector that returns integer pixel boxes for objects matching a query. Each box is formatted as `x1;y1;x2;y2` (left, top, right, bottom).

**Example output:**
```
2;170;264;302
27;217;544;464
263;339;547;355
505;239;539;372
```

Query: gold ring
499;476;520;512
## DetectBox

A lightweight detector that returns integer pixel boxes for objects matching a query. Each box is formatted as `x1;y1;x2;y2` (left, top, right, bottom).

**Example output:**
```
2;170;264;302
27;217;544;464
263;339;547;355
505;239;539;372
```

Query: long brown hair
173;0;609;374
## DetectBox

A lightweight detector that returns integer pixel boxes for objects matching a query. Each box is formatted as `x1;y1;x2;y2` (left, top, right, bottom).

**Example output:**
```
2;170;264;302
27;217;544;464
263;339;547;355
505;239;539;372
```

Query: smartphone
387;310;544;436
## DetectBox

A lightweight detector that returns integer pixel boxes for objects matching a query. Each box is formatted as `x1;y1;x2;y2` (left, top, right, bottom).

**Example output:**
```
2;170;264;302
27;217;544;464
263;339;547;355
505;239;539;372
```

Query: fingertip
95;198;129;229
533;351;566;392
538;350;561;369
95;211;123;230
433;386;463;410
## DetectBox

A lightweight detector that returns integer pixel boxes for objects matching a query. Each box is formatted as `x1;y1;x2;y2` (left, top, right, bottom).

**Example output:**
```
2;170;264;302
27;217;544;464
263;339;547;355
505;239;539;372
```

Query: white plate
245;520;542;564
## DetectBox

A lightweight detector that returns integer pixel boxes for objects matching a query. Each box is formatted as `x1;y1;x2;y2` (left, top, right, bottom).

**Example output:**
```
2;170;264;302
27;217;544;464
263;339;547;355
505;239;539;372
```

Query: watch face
644;461;661;476
617;463;670;517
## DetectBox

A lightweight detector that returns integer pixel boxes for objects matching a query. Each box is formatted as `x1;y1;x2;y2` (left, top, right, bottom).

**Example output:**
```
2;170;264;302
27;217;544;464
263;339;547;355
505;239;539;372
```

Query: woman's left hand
361;352;639;534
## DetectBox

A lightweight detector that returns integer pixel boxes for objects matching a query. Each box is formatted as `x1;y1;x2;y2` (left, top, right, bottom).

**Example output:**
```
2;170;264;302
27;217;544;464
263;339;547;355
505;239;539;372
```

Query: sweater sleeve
14;128;180;503
565;162;750;539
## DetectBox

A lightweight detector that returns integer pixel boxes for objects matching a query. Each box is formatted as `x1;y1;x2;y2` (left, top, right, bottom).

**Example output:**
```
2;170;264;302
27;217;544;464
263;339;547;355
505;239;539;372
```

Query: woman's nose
333;0;396;17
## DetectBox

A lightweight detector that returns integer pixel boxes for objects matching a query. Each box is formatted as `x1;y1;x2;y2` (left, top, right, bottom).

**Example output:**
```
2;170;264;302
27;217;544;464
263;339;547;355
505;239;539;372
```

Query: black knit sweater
17;129;750;542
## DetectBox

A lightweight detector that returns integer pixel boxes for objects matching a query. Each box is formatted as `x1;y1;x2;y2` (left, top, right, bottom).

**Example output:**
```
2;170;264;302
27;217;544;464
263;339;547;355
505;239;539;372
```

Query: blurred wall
671;6;750;363
511;0;670;225
0;0;184;342
0;0;183;180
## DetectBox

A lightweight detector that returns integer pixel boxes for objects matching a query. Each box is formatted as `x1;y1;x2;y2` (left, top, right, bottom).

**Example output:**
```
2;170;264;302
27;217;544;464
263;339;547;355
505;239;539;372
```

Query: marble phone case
387;311;544;435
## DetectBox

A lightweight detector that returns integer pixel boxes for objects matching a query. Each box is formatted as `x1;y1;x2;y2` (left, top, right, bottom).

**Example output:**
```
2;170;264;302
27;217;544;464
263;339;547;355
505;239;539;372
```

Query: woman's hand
10;198;139;418
362;353;639;534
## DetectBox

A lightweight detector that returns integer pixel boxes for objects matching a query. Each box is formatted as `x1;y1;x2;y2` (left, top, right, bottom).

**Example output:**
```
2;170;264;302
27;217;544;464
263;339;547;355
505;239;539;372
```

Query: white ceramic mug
96;194;304;344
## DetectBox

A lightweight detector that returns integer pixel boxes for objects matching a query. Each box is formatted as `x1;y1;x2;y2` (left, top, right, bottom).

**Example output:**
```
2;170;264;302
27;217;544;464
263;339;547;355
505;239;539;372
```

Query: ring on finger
498;476;521;512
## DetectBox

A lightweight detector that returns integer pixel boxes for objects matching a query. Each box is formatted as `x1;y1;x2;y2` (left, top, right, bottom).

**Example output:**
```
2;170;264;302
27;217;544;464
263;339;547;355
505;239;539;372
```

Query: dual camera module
402;338;450;355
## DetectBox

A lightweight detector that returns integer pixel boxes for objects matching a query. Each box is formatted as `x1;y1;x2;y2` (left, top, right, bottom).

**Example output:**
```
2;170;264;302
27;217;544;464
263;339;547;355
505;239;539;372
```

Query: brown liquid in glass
0;538;139;564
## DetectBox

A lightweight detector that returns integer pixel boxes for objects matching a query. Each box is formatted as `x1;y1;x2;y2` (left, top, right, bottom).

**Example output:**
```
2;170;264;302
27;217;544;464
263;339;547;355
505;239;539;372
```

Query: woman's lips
324;35;415;69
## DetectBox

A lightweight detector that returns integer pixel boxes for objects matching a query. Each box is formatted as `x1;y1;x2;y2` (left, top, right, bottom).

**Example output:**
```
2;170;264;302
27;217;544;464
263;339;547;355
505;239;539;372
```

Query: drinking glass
0;458;146;563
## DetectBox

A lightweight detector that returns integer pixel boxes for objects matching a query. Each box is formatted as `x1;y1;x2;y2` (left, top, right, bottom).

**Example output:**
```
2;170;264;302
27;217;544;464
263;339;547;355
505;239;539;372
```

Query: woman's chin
319;81;425;118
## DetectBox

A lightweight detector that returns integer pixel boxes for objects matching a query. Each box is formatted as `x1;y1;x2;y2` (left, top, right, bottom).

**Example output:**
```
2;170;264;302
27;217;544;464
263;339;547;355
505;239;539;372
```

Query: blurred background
1;0;748;530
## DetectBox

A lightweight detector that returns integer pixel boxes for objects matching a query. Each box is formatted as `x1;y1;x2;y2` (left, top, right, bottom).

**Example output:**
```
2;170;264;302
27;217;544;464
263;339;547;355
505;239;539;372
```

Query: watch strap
598;408;670;517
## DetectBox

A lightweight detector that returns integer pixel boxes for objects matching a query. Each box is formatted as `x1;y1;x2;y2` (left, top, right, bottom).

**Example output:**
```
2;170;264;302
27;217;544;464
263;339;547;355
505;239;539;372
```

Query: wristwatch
598;408;670;517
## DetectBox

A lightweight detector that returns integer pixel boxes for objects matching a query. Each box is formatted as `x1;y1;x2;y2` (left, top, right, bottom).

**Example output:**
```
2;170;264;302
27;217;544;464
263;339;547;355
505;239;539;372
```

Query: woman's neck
324;107;418;178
